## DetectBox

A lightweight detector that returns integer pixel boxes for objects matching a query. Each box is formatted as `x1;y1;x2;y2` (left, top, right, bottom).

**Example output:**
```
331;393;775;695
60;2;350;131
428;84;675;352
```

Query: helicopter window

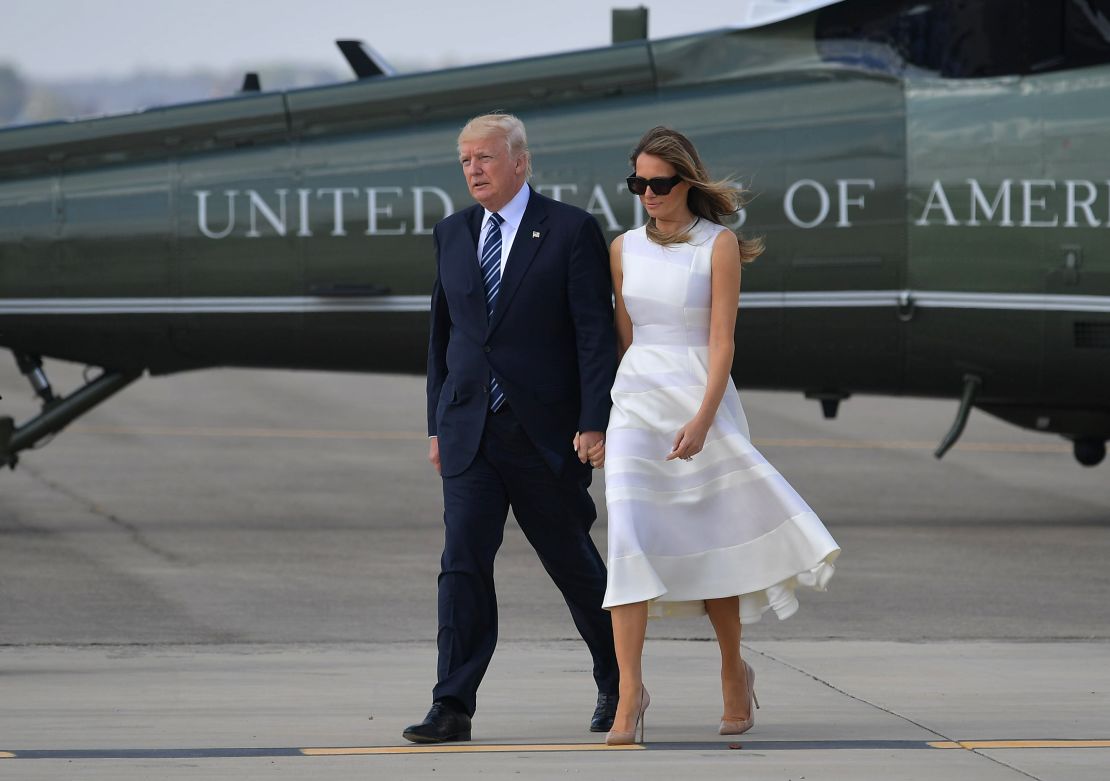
815;0;1110;78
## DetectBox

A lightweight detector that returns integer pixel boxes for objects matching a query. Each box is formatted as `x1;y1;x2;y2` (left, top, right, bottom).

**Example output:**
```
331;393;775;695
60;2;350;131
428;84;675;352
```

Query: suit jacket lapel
466;204;482;252
489;190;548;334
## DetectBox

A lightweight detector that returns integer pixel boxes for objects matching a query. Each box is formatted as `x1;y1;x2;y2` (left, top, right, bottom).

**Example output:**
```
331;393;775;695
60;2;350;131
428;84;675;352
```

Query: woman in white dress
593;127;840;745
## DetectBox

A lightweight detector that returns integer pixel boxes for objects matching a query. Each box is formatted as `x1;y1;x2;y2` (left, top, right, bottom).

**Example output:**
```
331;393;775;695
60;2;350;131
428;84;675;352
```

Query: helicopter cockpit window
815;0;1110;78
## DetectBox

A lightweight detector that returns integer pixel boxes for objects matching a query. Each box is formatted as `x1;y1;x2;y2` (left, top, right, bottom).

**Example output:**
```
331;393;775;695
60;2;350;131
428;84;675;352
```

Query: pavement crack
23;463;189;566
748;645;1045;781
972;755;1044;781
749;645;954;739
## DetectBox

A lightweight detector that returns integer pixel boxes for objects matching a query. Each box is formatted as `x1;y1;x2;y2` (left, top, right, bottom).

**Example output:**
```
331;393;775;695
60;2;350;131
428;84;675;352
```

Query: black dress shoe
589;691;619;732
402;701;472;744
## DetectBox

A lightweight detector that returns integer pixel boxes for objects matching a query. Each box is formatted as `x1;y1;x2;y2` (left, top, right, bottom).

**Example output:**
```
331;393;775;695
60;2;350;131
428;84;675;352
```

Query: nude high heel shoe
605;686;650;745
719;660;759;735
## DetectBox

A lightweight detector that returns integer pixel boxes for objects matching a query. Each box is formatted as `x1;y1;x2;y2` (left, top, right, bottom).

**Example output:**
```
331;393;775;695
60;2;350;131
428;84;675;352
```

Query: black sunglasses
626;174;683;196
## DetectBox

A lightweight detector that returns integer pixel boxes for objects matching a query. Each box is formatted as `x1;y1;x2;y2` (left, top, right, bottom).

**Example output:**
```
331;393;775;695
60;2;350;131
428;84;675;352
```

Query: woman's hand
587;439;606;469
666;416;711;462
574;431;607;469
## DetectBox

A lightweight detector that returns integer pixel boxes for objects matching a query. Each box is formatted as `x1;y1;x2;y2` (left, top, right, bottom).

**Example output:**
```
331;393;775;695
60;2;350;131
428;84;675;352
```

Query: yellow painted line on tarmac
938;442;1071;454
929;740;1110;750
3;740;1109;759
301;744;643;756
65;424;1068;454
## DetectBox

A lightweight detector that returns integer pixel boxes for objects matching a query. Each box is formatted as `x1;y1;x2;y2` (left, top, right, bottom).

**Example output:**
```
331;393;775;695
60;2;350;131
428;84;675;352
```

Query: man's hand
428;436;441;474
574;430;605;467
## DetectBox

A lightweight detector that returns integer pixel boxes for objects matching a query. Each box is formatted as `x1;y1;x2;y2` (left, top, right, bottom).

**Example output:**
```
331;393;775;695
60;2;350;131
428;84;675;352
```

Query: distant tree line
0;61;362;127
0;65;28;123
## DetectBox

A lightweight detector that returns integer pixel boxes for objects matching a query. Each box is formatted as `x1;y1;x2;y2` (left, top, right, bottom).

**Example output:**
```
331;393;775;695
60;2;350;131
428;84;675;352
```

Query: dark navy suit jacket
426;187;616;478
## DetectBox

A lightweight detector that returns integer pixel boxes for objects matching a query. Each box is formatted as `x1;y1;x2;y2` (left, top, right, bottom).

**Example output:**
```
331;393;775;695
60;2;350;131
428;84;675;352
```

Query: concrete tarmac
2;360;1108;779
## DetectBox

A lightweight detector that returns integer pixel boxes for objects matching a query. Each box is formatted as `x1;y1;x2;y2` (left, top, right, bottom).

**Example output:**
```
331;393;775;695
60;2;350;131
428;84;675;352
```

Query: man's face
459;134;526;212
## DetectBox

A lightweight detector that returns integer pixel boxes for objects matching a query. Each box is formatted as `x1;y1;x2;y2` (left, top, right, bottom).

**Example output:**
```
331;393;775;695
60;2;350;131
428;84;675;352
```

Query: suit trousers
433;405;619;715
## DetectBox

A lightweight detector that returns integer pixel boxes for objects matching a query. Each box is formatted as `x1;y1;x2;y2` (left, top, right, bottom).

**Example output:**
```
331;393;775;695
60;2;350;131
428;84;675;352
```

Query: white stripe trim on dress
606;462;780;503
604;431;758;473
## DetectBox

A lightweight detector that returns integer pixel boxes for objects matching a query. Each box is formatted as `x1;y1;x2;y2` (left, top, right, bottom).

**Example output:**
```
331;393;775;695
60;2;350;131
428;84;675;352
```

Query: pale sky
3;0;762;80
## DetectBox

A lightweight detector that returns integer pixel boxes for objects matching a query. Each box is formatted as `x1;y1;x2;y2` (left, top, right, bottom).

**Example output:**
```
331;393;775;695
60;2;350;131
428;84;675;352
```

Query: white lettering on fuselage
196;190;238;239
247;189;288;237
915;180;958;227
914;178;1110;228
784;179;830;229
192;178;1110;238
967;179;1013;226
411;187;453;235
364;187;406;236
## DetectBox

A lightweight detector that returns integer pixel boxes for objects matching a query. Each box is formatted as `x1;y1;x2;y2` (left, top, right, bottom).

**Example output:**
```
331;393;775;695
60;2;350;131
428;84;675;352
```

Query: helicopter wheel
1073;438;1107;467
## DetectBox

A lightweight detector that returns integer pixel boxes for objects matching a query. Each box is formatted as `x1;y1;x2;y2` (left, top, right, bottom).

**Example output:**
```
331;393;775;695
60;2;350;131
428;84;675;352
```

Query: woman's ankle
720;657;743;677
618;680;643;698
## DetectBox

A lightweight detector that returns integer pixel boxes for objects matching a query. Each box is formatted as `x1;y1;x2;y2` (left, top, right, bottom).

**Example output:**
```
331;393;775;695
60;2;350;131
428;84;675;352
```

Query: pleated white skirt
602;223;840;622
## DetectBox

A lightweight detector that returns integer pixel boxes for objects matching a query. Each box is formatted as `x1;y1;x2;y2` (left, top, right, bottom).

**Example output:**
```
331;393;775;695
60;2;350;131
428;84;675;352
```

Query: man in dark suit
403;112;619;743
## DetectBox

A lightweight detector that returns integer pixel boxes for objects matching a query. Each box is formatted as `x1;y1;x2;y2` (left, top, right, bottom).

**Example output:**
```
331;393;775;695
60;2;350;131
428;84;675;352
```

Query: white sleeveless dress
602;221;840;622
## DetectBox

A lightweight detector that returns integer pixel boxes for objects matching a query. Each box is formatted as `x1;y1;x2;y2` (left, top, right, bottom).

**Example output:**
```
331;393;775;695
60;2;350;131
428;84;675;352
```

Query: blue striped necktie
480;212;506;412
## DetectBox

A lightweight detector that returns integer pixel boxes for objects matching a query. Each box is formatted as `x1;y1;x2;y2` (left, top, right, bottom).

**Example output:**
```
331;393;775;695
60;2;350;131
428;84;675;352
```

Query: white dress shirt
478;183;530;275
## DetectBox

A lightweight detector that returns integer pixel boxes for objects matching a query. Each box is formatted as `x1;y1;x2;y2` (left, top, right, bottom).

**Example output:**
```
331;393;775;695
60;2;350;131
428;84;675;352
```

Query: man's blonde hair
457;112;532;180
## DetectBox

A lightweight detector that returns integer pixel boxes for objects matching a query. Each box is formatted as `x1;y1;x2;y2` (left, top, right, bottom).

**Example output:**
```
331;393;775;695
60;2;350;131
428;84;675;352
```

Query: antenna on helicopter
240;72;262;93
612;6;648;43
336;40;396;79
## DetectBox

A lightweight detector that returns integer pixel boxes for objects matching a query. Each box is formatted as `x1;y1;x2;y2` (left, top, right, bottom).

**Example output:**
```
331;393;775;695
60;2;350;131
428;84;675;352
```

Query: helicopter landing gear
2;353;141;471
1073;438;1107;467
935;374;982;459
15;352;56;405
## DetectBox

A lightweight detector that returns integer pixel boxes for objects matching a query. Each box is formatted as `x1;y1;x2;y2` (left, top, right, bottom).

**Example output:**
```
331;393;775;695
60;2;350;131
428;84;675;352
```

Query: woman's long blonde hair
631;126;763;263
